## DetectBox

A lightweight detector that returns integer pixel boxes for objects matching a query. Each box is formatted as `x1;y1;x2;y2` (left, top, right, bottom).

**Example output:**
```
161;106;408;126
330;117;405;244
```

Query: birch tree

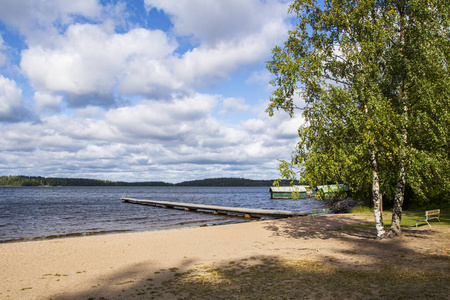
267;0;450;238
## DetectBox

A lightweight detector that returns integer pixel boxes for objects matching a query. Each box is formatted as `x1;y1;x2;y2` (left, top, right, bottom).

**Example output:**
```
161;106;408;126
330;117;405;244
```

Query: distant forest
0;176;294;187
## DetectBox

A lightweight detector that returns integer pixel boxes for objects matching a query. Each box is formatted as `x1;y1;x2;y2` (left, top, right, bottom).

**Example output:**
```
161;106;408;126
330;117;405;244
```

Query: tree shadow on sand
265;215;376;239
49;216;449;299
265;214;437;240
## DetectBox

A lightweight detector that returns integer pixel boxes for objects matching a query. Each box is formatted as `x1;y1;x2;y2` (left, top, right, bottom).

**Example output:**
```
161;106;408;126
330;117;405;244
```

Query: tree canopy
0;176;287;187
267;0;450;238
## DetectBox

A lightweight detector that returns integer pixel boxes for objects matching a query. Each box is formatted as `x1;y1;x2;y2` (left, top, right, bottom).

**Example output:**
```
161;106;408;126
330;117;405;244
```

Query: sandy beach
1;214;449;299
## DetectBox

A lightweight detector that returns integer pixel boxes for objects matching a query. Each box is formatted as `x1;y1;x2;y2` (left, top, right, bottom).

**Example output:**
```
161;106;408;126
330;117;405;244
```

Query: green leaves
267;0;450;210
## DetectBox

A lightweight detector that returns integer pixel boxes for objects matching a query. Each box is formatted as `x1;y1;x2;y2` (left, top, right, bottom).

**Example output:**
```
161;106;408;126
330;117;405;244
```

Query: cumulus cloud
45;114;119;144
0;0;102;44
0;100;301;181
0;75;35;123
243;118;266;134
16;0;291;104
34;91;63;112
105;93;219;142
220;97;249;114
153;0;291;88
0;0;301;182
20;18;267;101
21;24;178;100
175;22;284;86
145;0;289;45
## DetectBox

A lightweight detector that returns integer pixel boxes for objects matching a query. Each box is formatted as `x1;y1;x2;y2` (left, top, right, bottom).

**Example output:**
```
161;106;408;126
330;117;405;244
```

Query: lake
0;186;325;243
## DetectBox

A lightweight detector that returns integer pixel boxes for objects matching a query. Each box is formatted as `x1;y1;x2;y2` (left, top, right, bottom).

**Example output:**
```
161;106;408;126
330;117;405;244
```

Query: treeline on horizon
0;176;295;187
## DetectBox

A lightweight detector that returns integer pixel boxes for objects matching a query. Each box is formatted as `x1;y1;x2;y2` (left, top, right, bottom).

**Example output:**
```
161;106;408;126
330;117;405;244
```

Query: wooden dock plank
121;198;308;218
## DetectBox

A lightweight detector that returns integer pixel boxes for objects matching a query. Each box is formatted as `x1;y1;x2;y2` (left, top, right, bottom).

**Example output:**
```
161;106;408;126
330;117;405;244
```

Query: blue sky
0;0;304;183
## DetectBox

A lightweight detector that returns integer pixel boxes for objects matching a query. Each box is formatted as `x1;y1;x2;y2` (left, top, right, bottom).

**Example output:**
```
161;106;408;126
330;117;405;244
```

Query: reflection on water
0;186;325;243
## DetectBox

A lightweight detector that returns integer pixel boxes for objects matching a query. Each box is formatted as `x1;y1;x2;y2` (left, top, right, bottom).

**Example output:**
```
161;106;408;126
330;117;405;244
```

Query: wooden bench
416;209;442;227
311;208;328;217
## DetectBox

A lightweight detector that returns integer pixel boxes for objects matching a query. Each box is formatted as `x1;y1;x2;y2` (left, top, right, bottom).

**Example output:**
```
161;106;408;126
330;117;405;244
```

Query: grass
350;206;373;214
350;206;450;226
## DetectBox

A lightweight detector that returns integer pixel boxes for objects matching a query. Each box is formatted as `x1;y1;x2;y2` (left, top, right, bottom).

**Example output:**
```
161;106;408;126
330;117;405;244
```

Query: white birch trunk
370;147;386;238
389;103;408;237
390;158;406;236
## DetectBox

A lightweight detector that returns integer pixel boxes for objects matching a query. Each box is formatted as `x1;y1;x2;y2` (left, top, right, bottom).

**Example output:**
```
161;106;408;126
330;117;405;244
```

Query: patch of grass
408;208;450;226
385;210;450;227
41;273;68;280
350;206;373;214
350;207;450;226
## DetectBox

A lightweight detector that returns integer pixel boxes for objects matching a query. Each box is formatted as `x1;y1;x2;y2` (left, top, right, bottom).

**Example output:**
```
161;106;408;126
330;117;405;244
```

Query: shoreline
1;214;448;299
0;217;252;245
1;186;325;245
1;218;279;299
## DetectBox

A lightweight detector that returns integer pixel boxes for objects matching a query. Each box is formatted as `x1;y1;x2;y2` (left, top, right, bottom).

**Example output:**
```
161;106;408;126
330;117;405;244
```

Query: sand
1;214;449;299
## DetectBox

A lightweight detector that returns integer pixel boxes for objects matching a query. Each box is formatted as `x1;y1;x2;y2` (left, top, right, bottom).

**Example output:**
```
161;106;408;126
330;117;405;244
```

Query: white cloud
105;93;219;142
117;55;187;97
220;97;249;114
0;0;301;182
0;75;35;123
141;0;291;91
21;24;178;100
73;106;103;118
45;115;119;144
0;100;301;181
0;0;102;43
0;86;302;180
145;0;289;45
246;70;272;87
75;144;126;160
243;118;266;134
172;16;290;88
17;0;291;103
34;91;63;112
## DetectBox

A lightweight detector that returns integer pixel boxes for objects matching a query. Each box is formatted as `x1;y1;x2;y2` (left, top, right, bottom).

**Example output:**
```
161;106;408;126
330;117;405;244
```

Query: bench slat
426;210;440;216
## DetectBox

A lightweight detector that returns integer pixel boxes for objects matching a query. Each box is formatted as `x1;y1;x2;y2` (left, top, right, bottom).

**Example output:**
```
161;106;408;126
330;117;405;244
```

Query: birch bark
389;103;408;237
370;146;386;238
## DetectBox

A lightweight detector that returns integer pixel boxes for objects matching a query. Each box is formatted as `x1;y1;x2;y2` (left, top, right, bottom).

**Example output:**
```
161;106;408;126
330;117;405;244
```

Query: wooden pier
121;198;308;219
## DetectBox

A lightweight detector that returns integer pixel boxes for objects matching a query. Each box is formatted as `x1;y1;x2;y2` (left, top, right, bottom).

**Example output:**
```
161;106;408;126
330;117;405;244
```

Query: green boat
269;186;308;199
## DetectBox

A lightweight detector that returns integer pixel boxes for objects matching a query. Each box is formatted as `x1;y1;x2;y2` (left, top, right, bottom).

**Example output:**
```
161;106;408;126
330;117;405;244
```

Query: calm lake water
0;186;325;243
